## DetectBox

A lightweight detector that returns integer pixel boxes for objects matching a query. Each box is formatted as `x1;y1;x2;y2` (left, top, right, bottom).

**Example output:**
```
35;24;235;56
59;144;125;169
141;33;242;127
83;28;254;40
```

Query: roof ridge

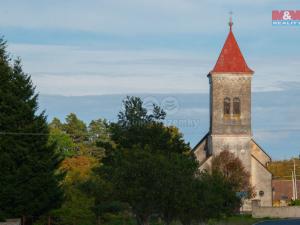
251;154;272;175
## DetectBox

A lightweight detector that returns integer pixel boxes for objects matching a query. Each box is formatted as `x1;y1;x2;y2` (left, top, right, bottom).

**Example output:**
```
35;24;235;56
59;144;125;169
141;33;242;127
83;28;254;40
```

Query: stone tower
194;22;272;210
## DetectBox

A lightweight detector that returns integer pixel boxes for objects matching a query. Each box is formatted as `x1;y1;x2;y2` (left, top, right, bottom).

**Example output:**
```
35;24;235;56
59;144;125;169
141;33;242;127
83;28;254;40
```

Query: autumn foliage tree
48;115;110;225
211;150;254;198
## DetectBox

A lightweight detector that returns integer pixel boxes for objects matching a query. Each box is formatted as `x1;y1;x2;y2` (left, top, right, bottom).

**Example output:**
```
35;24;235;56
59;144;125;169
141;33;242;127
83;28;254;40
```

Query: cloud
6;42;300;95
1;0;299;95
7;43;211;95
254;130;288;142
0;0;295;35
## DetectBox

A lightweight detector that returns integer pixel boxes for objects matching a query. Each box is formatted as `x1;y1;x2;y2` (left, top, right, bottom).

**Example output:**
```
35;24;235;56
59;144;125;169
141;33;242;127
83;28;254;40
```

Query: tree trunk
136;214;150;225
163;215;172;225
22;215;26;225
48;216;51;225
180;218;191;225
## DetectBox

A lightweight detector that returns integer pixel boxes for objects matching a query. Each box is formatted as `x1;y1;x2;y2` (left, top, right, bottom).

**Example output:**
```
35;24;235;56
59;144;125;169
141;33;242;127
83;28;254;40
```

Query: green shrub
289;199;300;206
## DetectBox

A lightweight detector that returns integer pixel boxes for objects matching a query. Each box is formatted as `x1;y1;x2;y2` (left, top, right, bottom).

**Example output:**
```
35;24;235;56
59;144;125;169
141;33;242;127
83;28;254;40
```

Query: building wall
209;73;252;136
199;156;212;171
193;136;208;164
207;73;253;172
251;157;273;206
272;180;300;202
210;135;252;172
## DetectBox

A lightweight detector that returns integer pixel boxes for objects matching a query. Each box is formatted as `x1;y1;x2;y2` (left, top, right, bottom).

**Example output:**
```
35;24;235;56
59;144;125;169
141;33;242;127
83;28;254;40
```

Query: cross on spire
229;11;233;31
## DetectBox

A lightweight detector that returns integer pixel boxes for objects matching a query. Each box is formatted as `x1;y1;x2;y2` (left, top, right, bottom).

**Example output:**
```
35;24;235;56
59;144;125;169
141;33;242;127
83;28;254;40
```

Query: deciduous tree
211;150;254;198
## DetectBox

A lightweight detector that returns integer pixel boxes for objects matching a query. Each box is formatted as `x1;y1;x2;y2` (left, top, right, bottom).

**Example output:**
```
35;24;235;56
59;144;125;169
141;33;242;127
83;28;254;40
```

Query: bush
289;199;300;206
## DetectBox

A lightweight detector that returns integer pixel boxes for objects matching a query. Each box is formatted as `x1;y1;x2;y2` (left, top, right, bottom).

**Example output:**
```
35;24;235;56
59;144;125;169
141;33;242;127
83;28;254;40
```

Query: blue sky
2;0;300;95
1;0;300;159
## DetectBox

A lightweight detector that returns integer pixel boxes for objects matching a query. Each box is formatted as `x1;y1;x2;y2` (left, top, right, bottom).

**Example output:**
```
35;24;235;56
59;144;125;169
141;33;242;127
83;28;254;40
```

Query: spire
229;11;233;31
211;17;253;74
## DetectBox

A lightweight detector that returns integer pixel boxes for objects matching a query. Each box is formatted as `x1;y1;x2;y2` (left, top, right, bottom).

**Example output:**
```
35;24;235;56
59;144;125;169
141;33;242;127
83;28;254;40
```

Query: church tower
207;19;253;171
194;20;272;210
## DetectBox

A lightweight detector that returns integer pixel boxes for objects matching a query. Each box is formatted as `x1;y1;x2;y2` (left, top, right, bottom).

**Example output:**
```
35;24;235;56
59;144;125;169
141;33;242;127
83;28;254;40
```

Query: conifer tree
0;39;63;219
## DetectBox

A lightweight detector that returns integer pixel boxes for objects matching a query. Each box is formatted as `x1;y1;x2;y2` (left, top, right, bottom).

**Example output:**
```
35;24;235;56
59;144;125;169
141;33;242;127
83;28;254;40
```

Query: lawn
207;214;268;225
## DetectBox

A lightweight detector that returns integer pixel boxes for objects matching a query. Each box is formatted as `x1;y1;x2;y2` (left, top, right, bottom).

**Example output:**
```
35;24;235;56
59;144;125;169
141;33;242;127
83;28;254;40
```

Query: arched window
233;97;241;116
224;97;230;116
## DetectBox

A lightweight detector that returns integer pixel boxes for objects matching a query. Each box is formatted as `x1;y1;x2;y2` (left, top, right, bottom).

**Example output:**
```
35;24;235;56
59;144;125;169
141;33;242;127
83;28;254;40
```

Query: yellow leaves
60;155;98;185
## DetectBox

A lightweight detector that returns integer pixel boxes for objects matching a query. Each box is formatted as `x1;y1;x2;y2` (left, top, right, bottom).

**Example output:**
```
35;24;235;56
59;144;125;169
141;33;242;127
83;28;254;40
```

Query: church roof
211;25;253;74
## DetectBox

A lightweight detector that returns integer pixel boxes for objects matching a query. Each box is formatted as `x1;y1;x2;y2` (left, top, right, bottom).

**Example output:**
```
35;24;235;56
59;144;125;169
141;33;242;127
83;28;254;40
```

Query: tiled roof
211;28;253;73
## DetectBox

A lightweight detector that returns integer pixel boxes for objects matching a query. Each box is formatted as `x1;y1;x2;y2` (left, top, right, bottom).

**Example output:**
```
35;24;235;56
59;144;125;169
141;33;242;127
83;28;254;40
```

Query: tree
105;146;163;225
63;113;87;145
97;96;197;225
51;187;96;225
110;96;188;156
88;119;110;144
60;155;98;186
196;171;241;221
157;152;200;225
49;117;64;130
49;118;76;157
268;158;300;180
87;119;109;159
48;115;112;225
110;96;165;150
211;150;254;198
0;39;63;219
176;171;240;225
51;155;98;225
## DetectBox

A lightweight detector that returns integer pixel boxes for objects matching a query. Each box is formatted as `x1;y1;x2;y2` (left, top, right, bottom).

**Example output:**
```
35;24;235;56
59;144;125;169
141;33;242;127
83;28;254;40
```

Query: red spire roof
211;26;253;73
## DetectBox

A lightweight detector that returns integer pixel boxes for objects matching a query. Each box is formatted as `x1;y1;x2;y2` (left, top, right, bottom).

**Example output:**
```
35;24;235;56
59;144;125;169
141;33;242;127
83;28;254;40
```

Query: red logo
272;10;300;20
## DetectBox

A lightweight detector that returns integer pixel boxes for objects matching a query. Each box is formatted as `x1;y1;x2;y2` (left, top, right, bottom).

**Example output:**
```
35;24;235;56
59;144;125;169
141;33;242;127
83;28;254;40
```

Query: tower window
233;97;241;116
224;97;230;116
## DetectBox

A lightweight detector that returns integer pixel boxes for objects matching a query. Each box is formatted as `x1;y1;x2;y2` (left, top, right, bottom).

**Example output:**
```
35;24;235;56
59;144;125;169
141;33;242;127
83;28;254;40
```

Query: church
193;20;272;210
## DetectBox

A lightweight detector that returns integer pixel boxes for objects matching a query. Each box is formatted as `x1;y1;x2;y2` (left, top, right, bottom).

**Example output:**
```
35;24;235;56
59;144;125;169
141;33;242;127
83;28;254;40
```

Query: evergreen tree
63;113;87;145
0;39;63;219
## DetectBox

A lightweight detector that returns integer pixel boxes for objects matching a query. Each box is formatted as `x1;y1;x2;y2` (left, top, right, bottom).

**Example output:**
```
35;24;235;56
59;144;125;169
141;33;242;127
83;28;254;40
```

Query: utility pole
294;159;298;199
292;171;295;200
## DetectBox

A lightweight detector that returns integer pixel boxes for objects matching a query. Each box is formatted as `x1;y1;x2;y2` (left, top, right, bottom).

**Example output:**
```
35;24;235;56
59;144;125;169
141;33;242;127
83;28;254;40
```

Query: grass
100;214;272;225
207;214;269;225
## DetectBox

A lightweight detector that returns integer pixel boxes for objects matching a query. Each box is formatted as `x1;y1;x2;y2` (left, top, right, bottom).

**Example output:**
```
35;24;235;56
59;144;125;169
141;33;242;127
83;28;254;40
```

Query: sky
1;0;300;159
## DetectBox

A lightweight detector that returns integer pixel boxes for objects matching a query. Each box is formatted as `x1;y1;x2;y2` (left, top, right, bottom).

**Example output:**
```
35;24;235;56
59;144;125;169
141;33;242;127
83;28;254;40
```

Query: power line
0;132;107;137
0;132;49;136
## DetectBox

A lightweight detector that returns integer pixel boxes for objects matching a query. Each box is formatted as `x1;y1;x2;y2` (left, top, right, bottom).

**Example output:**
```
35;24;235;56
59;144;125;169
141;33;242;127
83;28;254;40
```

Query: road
255;219;300;225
